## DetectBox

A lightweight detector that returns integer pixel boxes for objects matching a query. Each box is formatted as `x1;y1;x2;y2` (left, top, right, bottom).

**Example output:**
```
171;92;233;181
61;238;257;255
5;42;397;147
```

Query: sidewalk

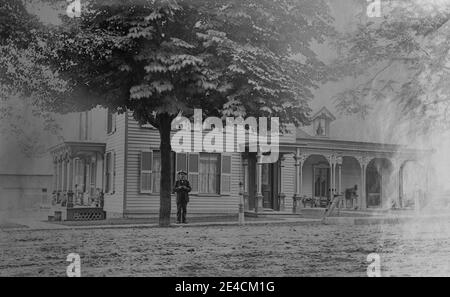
1;216;320;232
3;210;450;232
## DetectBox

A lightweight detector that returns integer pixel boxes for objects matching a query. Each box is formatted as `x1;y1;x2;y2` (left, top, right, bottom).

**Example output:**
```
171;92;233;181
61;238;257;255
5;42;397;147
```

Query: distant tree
4;0;334;226
332;0;450;133
0;0;65;156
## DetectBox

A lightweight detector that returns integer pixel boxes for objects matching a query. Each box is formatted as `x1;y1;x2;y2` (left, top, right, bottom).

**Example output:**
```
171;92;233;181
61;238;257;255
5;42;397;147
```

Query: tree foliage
332;0;450;132
0;0;65;156
49;0;333;126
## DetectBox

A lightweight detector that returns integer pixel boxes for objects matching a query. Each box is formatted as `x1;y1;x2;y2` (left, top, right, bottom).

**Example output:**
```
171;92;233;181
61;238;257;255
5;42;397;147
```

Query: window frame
198;153;221;195
105;151;115;194
140;151;153;194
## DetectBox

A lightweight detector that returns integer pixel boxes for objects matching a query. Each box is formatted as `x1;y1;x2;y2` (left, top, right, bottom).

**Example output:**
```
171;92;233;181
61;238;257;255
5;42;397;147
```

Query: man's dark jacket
173;179;192;203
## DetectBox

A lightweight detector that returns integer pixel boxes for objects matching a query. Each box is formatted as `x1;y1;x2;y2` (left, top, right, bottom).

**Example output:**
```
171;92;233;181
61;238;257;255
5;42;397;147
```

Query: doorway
261;163;278;210
313;165;330;199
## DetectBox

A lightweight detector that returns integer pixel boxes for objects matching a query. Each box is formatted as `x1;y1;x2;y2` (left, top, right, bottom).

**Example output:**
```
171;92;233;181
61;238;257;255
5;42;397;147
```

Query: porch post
67;157;75;208
293;148;302;213
242;157;249;211
278;155;285;212
56;159;61;192
53;159;58;193
255;153;263;213
360;159;368;210
328;155;335;196
66;158;71;192
399;164;404;208
61;158;66;193
336;156;343;208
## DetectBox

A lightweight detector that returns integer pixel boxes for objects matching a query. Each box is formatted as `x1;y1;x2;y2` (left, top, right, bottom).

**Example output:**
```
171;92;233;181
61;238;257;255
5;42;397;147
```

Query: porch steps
246;208;390;220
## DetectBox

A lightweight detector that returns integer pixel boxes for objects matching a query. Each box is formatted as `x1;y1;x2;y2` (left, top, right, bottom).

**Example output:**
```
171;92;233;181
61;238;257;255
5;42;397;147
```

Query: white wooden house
48;106;429;220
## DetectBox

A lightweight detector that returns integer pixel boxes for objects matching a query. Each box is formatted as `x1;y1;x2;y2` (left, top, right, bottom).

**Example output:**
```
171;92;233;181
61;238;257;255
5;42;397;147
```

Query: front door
366;167;382;208
313;166;330;200
261;163;278;209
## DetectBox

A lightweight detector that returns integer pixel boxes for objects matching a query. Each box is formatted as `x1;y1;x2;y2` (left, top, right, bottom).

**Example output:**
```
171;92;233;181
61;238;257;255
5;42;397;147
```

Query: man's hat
177;170;187;175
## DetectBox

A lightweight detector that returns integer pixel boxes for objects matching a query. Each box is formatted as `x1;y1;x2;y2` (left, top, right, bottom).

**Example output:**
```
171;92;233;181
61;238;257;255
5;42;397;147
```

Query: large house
48;106;429;220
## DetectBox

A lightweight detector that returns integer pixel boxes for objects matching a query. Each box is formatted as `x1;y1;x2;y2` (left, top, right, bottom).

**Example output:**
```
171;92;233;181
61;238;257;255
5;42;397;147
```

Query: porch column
278;155;285;212
336;156;343;208
53;159;58;193
359;157;368;210
68;157;74;192
328;155;336;196
293;148;302;213
255;153;263;213
56;159;61;192
61;160;65;191
242;157;249;211
398;165;404;208
67;157;75;208
65;158;71;192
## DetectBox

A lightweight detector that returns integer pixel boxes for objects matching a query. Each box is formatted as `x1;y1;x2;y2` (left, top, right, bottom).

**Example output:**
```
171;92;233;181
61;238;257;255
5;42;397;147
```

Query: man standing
173;171;192;224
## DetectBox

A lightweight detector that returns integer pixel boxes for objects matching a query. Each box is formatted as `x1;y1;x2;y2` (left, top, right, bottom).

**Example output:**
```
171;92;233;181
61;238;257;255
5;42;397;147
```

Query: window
314;117;328;137
105;152;115;193
140;151;153;193
143;152;232;195
74;158;84;192
176;153;188;173
199;153;220;194
141;151;175;193
313;166;329;198
107;109;116;134
188;154;199;193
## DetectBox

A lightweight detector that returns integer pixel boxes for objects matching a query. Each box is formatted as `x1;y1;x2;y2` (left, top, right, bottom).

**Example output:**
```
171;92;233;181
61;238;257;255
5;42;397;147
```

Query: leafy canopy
332;0;450;133
48;0;333;127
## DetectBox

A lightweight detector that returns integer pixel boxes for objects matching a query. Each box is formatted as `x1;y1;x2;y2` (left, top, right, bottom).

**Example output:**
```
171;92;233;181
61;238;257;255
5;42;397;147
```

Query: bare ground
1;221;449;277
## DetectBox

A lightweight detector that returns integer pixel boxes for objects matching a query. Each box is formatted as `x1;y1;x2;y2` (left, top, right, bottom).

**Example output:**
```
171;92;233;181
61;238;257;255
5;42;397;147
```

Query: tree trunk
158;113;173;227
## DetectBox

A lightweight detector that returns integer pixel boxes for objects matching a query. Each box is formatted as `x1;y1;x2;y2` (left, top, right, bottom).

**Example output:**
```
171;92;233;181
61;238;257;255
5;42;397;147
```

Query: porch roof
243;137;430;159
49;141;106;160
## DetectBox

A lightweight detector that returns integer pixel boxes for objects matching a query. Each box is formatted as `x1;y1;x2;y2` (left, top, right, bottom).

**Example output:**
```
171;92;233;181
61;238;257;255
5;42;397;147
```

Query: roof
311;107;336;121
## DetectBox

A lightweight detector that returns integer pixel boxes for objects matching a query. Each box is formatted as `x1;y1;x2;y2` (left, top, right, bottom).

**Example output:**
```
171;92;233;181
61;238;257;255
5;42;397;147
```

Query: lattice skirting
66;208;106;221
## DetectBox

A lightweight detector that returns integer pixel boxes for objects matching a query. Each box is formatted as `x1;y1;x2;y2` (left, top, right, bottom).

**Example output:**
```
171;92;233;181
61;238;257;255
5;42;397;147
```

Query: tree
0;0;65;156
8;0;333;226
331;0;450;134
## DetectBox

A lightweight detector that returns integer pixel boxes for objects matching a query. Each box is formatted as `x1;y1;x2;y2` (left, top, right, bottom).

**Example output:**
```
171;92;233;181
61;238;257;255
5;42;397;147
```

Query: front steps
246;207;391;219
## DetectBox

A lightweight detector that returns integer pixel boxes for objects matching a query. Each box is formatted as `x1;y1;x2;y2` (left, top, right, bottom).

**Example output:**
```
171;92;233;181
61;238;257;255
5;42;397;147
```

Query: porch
49;141;106;221
241;143;429;214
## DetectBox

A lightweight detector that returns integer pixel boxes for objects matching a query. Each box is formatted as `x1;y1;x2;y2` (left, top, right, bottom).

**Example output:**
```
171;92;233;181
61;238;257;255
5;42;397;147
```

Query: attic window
316;119;325;136
311;107;336;138
314;118;327;136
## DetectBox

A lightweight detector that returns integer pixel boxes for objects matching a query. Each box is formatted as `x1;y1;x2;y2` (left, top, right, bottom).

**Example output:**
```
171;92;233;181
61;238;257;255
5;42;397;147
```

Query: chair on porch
301;195;315;208
315;196;330;208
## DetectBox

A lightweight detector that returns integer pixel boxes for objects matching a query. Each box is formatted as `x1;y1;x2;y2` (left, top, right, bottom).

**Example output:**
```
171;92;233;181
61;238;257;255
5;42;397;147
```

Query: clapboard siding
124;113;241;215
103;112;126;217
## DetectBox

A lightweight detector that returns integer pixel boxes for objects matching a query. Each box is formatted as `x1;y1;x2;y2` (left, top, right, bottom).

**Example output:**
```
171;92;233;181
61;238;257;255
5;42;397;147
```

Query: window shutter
221;154;232;194
107;110;112;134
188;153;199;193
113;113;117;132
112;151;116;193
140;151;153;193
105;153;111;193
